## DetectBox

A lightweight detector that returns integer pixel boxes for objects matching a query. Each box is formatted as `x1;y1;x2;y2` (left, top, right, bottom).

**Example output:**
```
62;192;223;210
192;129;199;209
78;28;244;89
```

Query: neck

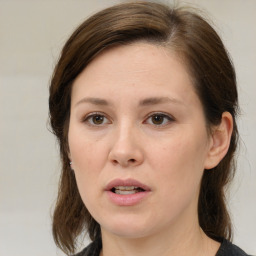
100;220;220;256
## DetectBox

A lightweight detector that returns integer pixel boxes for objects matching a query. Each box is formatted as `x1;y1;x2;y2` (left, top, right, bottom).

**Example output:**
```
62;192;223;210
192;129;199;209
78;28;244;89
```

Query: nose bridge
109;118;143;167
113;120;138;154
116;119;134;143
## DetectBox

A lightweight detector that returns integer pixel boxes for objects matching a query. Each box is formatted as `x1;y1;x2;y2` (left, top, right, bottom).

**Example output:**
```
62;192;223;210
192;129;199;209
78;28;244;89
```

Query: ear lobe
204;112;233;170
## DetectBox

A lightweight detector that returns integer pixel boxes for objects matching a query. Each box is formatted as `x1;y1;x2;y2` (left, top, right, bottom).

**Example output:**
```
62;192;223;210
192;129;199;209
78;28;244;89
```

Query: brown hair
49;1;238;254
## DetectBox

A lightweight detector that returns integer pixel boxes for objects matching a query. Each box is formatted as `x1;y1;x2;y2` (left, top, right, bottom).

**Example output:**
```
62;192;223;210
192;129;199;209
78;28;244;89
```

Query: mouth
111;186;145;195
105;179;151;206
106;178;150;193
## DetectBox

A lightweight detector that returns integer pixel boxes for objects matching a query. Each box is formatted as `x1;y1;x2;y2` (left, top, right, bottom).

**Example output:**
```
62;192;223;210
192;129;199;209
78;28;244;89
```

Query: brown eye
92;115;104;125
151;114;165;125
146;113;174;126
84;113;109;126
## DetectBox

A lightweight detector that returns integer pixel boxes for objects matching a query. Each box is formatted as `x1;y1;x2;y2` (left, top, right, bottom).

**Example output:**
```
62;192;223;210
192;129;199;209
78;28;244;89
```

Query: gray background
0;0;255;255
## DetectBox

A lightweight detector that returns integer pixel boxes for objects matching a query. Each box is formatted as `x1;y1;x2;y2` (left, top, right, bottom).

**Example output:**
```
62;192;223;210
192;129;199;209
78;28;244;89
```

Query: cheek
69;129;106;172
68;131;105;199
148;133;208;194
69;140;103;213
148;135;203;169
148;138;207;221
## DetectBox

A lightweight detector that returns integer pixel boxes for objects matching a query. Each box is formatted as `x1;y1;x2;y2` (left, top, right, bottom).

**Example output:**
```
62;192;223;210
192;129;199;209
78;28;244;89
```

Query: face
68;42;213;239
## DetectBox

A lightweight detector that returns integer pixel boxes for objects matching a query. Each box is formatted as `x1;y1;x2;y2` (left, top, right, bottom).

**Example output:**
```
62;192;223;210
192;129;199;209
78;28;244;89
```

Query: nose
108;125;144;168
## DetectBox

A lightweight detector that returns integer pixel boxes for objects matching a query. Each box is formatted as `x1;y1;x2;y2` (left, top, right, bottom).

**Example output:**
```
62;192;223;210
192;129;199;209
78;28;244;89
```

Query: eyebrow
75;97;111;107
75;96;183;107
138;97;183;106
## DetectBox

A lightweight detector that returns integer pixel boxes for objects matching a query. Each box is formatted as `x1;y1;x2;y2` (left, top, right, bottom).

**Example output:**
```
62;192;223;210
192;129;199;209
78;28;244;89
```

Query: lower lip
106;191;151;206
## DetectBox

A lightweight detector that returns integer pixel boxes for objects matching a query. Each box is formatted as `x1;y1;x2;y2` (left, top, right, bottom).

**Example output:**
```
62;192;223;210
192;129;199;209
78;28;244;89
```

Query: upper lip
105;178;151;191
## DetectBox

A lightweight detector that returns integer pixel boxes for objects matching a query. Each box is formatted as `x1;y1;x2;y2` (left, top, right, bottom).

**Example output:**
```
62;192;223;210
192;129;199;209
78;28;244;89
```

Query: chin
105;226;150;239
100;214;156;239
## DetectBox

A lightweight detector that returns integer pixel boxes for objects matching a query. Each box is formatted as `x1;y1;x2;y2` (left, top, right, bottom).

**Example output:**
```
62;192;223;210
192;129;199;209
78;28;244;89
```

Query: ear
67;151;72;164
204;112;233;170
68;154;72;164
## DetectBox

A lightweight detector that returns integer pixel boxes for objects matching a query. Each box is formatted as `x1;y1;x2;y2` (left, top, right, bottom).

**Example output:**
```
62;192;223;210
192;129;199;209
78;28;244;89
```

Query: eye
83;113;110;126
145;113;174;126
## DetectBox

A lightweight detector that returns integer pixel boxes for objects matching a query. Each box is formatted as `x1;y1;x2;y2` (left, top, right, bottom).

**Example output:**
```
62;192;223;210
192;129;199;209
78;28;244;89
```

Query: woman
49;2;250;256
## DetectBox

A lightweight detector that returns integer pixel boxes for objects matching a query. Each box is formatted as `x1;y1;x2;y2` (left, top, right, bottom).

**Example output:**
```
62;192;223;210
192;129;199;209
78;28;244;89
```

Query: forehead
80;42;188;78
72;42;199;108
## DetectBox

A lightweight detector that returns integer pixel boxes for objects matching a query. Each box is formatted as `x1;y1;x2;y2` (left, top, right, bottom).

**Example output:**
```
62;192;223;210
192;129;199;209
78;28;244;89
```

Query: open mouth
111;186;145;195
106;179;150;206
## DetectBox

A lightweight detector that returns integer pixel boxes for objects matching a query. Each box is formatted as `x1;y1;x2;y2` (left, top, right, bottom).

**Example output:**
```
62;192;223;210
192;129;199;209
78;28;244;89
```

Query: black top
74;237;250;256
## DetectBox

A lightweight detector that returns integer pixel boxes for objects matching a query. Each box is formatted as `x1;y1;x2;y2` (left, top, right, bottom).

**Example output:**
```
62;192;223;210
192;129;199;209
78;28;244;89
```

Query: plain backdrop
0;0;255;255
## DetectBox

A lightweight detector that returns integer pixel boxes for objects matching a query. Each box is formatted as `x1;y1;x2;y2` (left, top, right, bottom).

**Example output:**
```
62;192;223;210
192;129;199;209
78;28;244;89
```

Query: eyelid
82;112;111;126
81;111;175;127
144;112;175;126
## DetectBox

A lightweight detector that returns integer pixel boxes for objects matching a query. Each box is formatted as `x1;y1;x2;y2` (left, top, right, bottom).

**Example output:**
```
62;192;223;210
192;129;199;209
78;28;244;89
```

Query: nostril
112;160;118;164
110;158;138;166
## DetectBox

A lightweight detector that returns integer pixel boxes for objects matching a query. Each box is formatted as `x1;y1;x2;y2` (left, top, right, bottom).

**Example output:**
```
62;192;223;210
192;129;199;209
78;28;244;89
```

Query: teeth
113;186;144;195
111;186;144;195
115;190;137;195
114;186;138;191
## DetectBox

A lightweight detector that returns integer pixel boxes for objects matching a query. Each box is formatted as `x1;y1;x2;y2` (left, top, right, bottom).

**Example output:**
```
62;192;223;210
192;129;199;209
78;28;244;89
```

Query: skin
68;42;233;256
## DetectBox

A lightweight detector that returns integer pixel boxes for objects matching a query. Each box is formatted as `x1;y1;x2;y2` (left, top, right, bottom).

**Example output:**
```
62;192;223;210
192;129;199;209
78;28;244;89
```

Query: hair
49;1;239;254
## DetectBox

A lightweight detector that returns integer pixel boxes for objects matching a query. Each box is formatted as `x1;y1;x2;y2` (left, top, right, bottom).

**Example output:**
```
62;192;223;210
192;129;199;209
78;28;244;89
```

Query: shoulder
216;239;251;256
72;238;102;256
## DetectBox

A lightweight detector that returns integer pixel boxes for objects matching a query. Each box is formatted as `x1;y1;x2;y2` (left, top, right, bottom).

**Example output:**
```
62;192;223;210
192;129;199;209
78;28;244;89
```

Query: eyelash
144;112;175;127
82;112;111;127
82;112;175;128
